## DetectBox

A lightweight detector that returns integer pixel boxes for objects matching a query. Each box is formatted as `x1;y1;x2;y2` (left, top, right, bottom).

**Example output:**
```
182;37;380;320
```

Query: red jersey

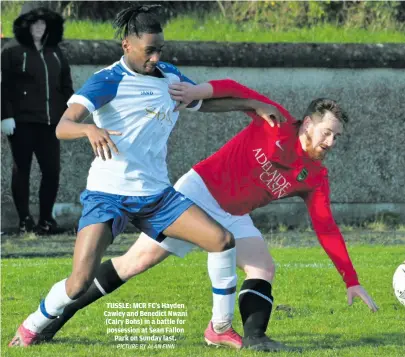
193;79;359;288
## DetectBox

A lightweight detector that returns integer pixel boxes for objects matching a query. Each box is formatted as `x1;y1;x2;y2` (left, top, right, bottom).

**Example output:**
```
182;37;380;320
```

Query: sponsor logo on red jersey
253;148;291;199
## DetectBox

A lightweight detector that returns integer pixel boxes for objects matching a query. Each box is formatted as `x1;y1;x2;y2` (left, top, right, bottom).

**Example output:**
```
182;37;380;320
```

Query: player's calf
239;279;273;338
39;259;127;342
208;246;237;338
244;262;276;283
113;235;171;280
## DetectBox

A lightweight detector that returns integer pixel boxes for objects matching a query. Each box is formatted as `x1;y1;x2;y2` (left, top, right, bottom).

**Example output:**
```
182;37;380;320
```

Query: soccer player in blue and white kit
7;5;273;347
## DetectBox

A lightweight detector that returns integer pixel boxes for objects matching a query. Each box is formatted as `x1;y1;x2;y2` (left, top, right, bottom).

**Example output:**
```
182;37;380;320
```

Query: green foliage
278;223;289;233
164;16;405;43
343;1;402;31
363;212;401;231
1;1;405;42
217;1;404;31
63;20;115;41
0;0;23;37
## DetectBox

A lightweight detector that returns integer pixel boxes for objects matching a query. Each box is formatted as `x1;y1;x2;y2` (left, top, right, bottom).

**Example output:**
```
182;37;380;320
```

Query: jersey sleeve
67;70;121;113
303;174;360;288
208;79;294;123
157;62;202;111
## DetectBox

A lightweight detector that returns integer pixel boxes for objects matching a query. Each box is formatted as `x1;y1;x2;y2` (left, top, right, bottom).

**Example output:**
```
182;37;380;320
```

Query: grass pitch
1;232;405;357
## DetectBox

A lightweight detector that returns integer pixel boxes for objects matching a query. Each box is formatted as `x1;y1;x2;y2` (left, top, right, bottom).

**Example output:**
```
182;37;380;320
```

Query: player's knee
224;230;235;250
215;229;235;251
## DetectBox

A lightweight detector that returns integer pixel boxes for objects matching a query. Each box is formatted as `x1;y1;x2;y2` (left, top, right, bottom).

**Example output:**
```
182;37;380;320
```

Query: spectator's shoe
19;215;35;234
204;321;242;349
243;335;301;352
36;218;58;235
9;324;40;347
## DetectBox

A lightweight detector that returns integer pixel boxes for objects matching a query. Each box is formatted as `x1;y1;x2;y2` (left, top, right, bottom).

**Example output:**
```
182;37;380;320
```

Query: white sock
208;247;237;333
212;321;232;334
23;279;75;333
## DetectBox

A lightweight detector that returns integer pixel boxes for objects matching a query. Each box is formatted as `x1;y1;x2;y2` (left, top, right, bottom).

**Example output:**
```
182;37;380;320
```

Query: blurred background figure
1;7;73;235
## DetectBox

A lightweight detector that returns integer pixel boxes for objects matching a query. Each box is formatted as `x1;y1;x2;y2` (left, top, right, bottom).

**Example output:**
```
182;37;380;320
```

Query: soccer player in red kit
37;79;377;352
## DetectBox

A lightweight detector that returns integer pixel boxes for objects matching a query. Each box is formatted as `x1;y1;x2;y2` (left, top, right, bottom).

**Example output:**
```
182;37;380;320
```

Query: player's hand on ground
85;124;121;160
252;102;286;128
347;285;378;312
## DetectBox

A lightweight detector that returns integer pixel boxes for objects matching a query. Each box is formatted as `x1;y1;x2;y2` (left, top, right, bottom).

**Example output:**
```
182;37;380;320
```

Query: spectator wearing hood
1;7;74;234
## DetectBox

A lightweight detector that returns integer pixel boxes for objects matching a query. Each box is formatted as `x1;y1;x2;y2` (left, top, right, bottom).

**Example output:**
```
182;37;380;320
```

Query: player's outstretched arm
305;182;378;312
56;103;121;160
169;80;286;127
169;82;214;105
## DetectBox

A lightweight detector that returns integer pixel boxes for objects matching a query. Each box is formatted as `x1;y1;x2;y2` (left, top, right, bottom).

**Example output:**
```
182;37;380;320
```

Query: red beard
304;131;327;161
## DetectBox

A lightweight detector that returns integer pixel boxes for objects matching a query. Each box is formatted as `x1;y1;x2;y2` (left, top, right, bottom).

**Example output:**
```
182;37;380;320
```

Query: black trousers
8;123;60;222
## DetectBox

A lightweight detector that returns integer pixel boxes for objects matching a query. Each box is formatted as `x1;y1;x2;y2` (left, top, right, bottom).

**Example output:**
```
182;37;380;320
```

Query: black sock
42;259;125;336
238;279;273;338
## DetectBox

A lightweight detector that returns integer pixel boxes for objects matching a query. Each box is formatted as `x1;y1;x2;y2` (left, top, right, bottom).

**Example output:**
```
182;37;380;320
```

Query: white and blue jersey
67;58;202;196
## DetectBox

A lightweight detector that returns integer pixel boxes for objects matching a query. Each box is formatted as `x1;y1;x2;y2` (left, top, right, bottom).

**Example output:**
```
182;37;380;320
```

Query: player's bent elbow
55;119;68;139
55;126;62;139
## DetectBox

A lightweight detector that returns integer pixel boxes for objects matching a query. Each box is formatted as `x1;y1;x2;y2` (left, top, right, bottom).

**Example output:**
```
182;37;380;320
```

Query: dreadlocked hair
113;5;163;40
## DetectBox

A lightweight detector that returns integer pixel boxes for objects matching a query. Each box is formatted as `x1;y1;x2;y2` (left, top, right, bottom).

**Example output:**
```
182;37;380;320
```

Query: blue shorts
78;187;194;242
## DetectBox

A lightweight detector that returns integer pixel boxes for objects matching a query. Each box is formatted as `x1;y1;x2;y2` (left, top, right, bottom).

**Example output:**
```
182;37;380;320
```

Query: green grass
2;243;404;357
164;16;405;43
1;4;405;43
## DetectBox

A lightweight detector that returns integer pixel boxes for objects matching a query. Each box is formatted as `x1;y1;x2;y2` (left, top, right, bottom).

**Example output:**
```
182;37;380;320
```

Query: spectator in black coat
1;7;74;234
